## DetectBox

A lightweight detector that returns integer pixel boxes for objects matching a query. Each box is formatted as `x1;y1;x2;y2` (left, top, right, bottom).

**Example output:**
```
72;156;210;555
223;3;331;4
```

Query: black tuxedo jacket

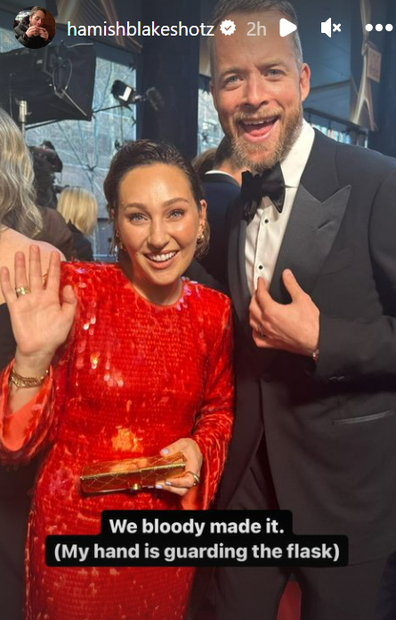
206;130;396;564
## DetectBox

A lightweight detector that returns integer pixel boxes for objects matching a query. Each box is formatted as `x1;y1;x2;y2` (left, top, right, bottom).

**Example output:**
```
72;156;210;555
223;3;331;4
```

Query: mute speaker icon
321;17;333;38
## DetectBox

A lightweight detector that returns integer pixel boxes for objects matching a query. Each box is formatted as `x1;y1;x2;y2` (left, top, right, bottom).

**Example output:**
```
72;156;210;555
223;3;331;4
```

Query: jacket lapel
228;197;252;335
269;184;351;302
227;130;352;345
270;130;351;302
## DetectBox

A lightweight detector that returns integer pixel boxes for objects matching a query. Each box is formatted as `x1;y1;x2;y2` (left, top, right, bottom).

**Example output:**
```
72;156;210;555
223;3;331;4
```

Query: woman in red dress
0;140;234;620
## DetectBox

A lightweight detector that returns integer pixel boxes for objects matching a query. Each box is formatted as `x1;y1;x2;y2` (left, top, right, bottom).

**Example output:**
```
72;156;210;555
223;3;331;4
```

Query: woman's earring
115;229;126;252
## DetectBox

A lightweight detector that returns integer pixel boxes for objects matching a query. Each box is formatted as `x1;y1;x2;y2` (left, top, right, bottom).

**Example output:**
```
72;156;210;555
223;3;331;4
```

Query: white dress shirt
245;120;315;293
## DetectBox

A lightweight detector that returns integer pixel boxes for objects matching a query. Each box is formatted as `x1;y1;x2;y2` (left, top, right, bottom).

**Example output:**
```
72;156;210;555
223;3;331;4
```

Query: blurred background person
196;137;243;284
57;187;98;261
192;147;217;180
0;106;63;620
32;154;75;260
204;136;243;186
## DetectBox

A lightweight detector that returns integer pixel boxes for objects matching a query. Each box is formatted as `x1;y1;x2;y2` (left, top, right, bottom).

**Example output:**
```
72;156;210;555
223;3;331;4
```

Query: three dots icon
365;24;393;32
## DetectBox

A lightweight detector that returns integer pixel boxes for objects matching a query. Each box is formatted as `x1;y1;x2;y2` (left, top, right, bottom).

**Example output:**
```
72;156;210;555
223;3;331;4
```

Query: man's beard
230;105;303;173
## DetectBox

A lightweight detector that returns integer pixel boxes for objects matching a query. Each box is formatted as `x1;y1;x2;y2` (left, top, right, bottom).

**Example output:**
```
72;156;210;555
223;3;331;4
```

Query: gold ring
15;286;31;297
186;471;200;487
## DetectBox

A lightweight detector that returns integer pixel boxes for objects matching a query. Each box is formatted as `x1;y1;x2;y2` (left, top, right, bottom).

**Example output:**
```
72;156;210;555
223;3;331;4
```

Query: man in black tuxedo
201;1;396;619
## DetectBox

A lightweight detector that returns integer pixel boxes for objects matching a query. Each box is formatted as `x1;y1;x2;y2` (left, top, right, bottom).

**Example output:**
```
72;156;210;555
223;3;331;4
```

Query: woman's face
117;163;206;305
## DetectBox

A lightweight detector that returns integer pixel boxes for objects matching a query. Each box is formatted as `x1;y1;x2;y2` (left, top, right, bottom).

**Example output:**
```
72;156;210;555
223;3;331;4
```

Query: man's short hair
209;0;303;75
213;136;234;169
30;6;47;17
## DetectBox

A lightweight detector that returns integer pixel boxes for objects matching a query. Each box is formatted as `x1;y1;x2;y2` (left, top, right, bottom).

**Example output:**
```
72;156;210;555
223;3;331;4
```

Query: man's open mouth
239;116;279;139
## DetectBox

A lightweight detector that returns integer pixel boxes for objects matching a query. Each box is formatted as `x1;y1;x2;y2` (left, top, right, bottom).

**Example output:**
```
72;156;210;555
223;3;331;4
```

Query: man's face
211;11;310;172
29;10;45;28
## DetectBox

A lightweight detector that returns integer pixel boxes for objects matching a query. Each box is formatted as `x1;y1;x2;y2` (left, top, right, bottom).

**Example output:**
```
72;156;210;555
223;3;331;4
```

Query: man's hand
249;270;320;356
26;25;39;38
39;28;49;40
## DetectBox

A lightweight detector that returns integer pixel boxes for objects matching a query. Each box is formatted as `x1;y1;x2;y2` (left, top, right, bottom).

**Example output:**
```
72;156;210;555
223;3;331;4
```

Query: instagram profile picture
13;6;56;48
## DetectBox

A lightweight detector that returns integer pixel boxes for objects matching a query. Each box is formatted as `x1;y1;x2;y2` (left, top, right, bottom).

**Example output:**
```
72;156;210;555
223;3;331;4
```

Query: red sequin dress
0;263;234;620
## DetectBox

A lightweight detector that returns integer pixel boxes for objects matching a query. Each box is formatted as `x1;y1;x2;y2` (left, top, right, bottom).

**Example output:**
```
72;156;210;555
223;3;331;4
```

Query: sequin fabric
0;263;234;620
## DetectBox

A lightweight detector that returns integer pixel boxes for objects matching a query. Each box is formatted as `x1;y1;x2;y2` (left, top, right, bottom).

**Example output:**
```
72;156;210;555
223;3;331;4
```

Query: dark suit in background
198;171;240;284
68;223;94;261
35;207;75;260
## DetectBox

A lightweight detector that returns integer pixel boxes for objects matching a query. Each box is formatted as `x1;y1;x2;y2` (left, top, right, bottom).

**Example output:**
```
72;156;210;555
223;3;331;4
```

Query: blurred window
0;22;136;259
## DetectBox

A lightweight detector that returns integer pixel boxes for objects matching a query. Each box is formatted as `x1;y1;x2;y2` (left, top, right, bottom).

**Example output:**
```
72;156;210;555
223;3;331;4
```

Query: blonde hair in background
57;187;98;235
0;108;42;238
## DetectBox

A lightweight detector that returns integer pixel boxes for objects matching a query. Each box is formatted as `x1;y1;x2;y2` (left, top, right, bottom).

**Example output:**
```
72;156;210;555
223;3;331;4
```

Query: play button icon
279;18;297;37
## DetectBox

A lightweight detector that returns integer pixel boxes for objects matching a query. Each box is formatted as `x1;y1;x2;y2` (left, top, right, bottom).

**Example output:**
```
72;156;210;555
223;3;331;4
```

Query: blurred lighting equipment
0;43;96;125
111;81;165;112
111;80;135;106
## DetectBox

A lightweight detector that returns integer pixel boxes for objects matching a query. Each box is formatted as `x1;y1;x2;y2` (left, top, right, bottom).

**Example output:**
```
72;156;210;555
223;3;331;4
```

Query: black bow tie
241;163;286;223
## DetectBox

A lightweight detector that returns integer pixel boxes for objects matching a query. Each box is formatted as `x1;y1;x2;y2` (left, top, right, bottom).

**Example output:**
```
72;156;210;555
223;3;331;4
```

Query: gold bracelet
9;367;49;389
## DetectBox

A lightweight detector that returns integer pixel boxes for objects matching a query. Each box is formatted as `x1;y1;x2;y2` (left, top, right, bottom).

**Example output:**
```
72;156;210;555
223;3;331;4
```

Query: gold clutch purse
80;452;186;494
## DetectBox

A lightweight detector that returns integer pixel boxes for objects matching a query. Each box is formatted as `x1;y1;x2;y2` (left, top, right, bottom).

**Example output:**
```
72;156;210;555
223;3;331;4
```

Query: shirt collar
280;119;315;189
205;170;236;180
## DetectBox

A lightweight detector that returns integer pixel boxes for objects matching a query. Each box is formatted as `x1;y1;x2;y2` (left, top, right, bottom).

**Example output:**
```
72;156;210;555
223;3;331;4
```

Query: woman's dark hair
104;139;209;257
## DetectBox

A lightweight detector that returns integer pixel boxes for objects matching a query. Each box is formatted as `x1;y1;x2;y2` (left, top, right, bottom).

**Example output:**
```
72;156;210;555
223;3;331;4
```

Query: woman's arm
158;297;234;509
187;298;234;508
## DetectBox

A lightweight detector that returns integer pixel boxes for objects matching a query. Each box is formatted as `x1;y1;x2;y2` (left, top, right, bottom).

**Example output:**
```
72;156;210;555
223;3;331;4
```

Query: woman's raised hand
0;245;77;374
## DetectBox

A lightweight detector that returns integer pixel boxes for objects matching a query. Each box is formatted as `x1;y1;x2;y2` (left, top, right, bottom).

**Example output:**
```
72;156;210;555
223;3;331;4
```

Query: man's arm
13;23;29;44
